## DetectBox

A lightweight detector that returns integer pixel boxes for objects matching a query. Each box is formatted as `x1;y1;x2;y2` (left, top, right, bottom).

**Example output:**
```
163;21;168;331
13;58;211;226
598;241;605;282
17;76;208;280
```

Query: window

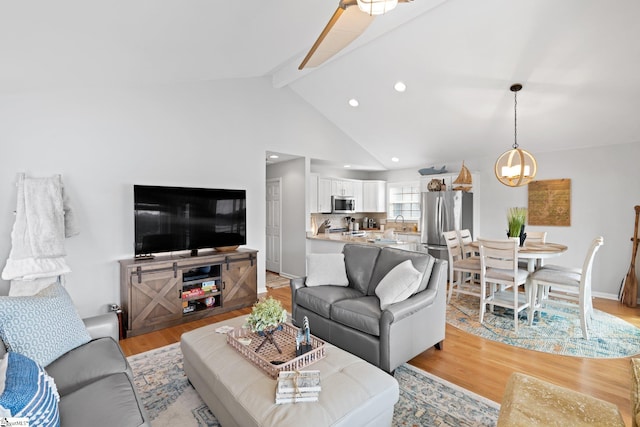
387;181;420;220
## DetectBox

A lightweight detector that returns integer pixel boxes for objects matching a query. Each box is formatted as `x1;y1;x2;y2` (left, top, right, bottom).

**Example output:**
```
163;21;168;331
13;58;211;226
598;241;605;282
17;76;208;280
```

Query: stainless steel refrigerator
420;191;473;265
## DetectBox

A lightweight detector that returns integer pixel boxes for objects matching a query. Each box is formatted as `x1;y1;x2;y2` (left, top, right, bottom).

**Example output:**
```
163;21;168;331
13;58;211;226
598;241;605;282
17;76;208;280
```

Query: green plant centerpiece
507;207;527;246
246;296;288;354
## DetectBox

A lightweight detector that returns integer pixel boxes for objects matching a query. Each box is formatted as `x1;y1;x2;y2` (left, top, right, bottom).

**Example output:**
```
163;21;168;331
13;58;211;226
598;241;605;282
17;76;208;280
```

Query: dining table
516;242;568;272
470;241;568;273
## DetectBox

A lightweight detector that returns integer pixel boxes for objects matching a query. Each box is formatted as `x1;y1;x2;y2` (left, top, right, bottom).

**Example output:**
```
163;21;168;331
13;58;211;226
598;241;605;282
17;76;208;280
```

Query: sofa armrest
381;258;447;324
290;276;306;290
83;312;119;342
290;276;306;300
381;288;437;324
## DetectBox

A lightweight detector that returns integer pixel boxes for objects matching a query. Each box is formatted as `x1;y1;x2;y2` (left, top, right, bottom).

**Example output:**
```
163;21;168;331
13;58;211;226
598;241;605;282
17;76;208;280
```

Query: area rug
128;343;500;427
447;294;640;358
265;271;290;289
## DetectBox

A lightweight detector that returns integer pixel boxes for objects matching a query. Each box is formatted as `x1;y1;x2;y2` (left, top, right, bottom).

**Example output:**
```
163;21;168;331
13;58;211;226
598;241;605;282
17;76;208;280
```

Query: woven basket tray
227;322;326;379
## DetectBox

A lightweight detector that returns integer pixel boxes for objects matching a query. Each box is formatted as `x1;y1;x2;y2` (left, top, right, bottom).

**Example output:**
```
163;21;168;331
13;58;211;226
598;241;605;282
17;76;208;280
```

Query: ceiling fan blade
298;4;375;70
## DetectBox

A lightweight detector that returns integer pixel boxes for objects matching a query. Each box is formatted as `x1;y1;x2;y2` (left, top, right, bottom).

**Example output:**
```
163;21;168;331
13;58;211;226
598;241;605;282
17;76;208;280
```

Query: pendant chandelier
494;84;537;187
356;0;398;15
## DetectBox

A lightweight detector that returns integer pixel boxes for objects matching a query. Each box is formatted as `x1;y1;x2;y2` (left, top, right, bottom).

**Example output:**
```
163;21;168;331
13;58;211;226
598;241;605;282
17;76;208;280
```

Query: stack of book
201;280;218;293
182;288;205;299
275;370;321;404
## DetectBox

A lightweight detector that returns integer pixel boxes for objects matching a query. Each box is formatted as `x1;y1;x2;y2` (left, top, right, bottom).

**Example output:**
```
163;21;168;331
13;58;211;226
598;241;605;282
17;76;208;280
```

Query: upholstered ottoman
498;372;624;427
181;316;399;427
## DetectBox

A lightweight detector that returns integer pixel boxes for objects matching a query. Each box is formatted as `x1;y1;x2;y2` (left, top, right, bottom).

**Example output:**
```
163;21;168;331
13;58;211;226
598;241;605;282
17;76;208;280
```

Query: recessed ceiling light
348;98;359;107
269;154;279;159
344;164;351;168
394;81;406;92
391;157;400;162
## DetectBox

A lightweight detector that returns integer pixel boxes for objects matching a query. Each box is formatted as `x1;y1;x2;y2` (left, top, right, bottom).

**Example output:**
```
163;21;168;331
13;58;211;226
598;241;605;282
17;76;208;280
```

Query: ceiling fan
298;0;414;70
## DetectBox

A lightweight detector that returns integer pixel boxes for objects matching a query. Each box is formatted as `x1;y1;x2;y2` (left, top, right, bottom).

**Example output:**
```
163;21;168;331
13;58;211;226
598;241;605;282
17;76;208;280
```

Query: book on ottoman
275;370;321;404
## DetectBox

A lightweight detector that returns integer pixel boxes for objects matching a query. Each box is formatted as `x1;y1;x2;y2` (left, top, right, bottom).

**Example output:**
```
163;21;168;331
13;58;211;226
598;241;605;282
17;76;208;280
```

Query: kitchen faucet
395;215;406;231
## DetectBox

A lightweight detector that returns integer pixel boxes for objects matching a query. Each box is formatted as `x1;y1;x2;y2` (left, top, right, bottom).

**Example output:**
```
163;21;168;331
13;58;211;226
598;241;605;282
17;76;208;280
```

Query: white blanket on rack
2;175;78;285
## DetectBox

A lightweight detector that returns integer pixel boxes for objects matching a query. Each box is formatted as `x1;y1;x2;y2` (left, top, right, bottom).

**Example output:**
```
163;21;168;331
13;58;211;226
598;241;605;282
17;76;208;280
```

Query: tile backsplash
310;213;419;233
311;213;386;230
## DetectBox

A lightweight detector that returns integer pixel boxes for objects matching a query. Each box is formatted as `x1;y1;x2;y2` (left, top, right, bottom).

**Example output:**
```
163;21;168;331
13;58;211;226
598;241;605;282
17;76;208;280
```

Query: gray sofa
291;244;447;373
0;301;150;427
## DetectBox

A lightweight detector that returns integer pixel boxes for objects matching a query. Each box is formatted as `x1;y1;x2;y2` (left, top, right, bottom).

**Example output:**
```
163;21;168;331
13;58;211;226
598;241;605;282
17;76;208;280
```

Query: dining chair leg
480;280;487;324
528;283;538;326
512;291;518;333
579;289;590;339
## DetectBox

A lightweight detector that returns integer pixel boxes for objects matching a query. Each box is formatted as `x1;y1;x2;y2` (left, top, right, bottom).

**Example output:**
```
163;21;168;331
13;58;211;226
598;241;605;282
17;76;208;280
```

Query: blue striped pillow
0;352;60;427
0;282;91;367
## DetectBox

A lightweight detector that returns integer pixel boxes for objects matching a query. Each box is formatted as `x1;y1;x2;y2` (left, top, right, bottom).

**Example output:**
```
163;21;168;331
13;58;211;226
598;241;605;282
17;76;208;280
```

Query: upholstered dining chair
478;238;531;333
443;230;482;304
528;236;604;339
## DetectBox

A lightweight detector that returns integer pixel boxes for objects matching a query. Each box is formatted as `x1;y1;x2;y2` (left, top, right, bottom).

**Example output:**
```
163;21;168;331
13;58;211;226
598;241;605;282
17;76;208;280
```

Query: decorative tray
227;322;326;379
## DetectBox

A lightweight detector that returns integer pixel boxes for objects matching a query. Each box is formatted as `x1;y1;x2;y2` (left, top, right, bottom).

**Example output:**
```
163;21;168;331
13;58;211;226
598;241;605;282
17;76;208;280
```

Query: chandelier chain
513;90;518;149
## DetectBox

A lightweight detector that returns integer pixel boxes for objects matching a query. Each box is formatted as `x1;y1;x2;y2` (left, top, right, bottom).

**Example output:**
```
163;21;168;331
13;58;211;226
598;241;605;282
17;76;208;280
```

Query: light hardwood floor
119;285;640;426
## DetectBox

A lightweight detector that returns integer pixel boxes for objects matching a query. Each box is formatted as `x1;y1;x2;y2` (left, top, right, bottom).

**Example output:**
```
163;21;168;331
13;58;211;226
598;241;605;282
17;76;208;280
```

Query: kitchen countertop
307;231;413;247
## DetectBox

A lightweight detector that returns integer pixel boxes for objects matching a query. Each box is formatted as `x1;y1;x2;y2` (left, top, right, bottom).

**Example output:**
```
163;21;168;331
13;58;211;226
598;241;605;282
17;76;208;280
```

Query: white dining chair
520;231;547;269
528;236;604;339
525;231;547;244
478;238;530;333
443;230;482;304
458;229;477;259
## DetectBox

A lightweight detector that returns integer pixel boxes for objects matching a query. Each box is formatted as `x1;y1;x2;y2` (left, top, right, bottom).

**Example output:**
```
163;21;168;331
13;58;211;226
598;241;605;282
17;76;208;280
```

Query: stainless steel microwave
332;195;356;213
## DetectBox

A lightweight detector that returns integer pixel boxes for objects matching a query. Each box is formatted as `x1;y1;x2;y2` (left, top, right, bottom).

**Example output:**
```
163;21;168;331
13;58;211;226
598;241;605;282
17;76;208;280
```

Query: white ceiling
2;0;640;170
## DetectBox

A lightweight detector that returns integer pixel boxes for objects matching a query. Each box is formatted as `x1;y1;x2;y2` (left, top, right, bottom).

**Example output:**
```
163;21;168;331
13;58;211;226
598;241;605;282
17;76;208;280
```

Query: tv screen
134;185;246;256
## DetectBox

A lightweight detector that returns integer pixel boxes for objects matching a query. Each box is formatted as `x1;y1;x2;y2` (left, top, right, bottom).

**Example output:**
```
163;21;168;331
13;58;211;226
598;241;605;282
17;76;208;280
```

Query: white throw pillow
305;253;349;287
375;259;423;310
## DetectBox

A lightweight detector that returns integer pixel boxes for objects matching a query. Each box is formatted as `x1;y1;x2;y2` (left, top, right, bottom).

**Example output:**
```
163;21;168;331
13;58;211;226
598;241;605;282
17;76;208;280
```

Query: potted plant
507;207;527;246
246;296;288;334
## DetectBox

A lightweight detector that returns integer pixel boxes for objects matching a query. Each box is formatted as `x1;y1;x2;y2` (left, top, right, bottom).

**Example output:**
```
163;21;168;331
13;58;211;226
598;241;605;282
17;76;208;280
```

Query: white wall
0;77;374;317
378;141;640;299
475;142;640;299
3;75;637;315
266;157;307;278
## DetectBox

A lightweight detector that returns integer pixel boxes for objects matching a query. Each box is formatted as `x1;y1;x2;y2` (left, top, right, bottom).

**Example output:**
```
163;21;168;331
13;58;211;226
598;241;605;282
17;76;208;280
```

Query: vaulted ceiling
2;0;639;170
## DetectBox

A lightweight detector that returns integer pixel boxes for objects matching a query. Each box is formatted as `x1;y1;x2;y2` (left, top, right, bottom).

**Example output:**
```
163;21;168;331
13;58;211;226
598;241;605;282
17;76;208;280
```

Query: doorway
266;178;281;273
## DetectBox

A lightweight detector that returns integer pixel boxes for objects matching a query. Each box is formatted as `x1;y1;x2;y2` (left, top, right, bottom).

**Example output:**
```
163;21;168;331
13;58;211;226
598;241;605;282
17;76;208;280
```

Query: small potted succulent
245;296;288;334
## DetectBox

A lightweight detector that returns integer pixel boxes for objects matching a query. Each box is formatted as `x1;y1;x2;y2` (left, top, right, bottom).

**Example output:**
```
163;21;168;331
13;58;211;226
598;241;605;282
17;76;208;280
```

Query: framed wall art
528;179;571;226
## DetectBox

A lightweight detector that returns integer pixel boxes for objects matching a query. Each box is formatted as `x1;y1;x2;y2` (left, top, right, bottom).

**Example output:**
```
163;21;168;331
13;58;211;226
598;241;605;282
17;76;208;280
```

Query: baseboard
592;291;622;301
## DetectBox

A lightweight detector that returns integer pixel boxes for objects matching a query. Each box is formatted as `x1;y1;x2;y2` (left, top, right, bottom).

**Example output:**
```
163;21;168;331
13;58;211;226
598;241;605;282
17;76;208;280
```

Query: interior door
266;178;281;273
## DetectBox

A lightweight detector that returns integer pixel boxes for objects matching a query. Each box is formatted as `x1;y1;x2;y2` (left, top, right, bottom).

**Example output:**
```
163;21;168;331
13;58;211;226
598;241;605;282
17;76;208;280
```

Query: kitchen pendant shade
356;0;398;15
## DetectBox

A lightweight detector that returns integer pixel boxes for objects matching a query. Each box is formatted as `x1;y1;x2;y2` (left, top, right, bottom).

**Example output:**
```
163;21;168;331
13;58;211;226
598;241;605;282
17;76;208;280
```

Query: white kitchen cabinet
362;180;386;212
394;233;421;251
308;173;318;213
331;179;356;197
317;177;332;213
353;180;363;213
315;177;384;213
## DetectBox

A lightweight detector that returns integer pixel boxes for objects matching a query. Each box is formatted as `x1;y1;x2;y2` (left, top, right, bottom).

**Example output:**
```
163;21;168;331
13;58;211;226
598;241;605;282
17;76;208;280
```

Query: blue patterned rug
447;294;640;358
128;343;500;427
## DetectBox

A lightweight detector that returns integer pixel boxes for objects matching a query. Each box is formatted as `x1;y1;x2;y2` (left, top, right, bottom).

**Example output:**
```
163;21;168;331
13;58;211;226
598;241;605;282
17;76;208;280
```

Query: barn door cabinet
120;248;258;337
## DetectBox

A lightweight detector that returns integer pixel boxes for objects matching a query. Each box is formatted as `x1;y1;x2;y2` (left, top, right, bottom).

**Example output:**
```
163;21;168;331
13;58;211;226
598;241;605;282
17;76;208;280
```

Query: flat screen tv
134;185;246;256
